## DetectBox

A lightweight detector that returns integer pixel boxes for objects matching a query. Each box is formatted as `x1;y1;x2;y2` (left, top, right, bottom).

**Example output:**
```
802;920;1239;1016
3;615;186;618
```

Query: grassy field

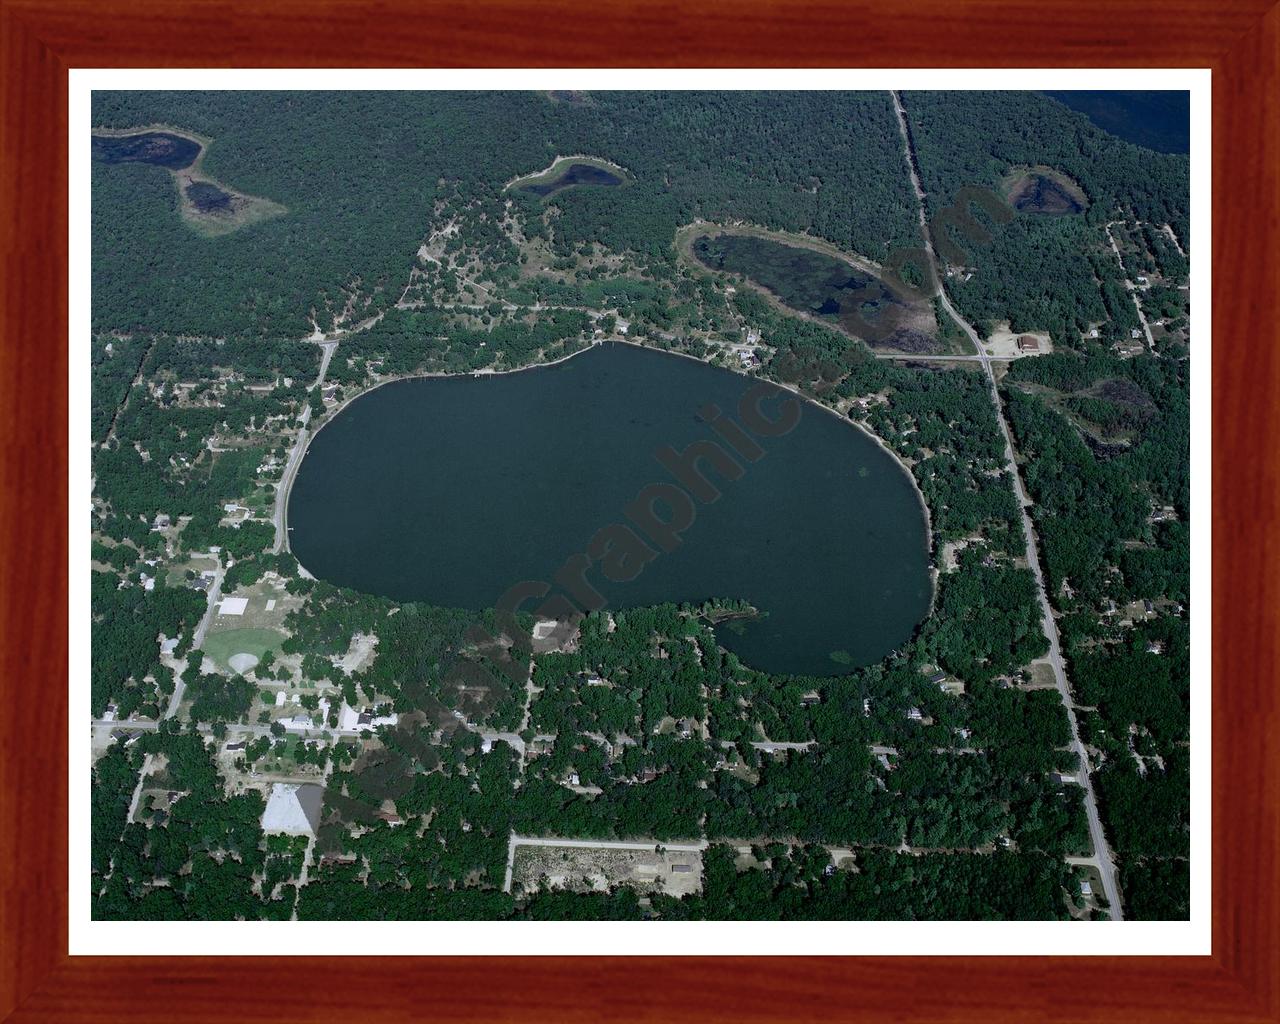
202;627;284;672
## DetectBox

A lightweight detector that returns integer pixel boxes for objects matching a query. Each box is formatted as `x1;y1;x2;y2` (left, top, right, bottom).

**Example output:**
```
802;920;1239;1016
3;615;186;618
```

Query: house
1050;772;1078;786
927;671;947;686
1131;328;1143;340
283;713;314;733
1146;640;1165;655
906;707;923;722
260;783;325;837
637;767;658;784
670;863;694;873
1080;880;1094;897
337;703;398;731
799;691;821;707
160;637;179;655
1088;328;1100;339
1016;335;1040;353
225;740;247;751
568;772;581;787
1136;275;1149;285
862;698;872;718
151;514;171;531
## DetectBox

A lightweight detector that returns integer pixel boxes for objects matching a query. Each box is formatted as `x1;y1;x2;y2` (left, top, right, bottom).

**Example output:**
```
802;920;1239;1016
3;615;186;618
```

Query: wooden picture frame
2;1;1274;1019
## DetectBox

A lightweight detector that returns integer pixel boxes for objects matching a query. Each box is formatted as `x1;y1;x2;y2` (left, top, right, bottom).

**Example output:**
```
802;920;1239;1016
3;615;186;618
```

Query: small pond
92;131;202;170
185;181;234;214
520;162;624;198
692;233;935;352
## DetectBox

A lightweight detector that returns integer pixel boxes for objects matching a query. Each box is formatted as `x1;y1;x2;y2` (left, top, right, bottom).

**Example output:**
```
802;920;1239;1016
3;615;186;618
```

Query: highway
892;90;1125;919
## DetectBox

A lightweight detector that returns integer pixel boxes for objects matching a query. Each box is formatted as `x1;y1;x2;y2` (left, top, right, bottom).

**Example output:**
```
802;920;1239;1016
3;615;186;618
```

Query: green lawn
201;627;284;671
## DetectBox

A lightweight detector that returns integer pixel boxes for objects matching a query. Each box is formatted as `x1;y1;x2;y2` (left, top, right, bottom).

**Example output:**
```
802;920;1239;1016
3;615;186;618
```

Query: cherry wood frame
2;1;1276;1020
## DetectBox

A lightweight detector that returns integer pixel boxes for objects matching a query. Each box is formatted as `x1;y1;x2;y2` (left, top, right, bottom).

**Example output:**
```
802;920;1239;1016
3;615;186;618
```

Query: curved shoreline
503;154;629;191
282;337;936;631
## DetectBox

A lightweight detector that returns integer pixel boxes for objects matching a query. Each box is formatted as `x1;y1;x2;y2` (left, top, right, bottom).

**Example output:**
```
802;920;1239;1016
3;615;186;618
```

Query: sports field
201;627;284;674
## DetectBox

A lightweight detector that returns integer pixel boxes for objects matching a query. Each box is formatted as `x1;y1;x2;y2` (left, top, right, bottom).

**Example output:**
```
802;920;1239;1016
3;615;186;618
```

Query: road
876;352;984;363
273;338;337;554
1104;222;1157;351
272;403;312;554
892;90;1125;919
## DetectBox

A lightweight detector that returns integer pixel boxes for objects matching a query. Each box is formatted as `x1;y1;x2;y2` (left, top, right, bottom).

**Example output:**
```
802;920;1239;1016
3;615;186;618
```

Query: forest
901;91;1189;344
89;89;1189;923
1002;352;1190;919
92;91;920;338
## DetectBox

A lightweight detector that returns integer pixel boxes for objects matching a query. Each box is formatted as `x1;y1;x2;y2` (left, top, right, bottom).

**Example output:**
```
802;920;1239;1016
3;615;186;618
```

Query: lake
691;233;937;353
92;131;202;170
1044;91;1190;155
287;343;931;677
520;162;623;197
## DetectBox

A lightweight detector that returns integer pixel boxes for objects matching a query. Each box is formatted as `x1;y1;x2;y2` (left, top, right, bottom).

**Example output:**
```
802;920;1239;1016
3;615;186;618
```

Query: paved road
892;90;1125;920
312;339;338;388
158;561;226;722
272;404;312;555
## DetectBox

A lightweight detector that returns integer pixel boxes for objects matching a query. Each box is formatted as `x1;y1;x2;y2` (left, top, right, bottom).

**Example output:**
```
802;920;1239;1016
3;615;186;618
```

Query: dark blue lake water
1044;91;1190;155
92;131;202;170
521;163;623;197
287;343;931;677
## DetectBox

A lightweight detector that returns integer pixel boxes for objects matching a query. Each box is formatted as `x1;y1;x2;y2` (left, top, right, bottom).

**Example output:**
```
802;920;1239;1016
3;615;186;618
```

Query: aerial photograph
89;89;1191;923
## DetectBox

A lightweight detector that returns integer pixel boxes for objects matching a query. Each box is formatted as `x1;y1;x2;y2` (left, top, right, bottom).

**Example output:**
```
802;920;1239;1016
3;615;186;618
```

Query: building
671;863;694;873
1016;335;1041;353
260;783;325;837
337;703;398;732
1080;879;1094;897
